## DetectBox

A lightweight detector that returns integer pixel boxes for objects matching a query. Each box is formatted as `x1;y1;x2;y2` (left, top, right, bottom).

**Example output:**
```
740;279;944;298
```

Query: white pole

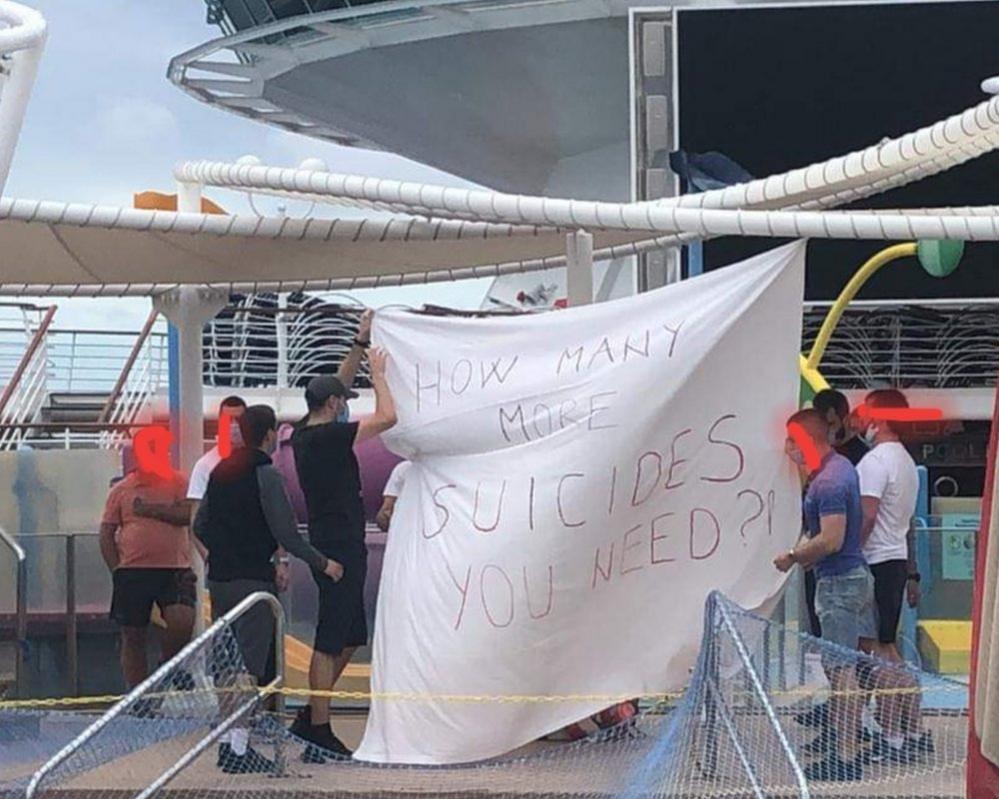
276;293;289;389
176;180;203;216
156;179;226;633
155;284;225;634
565;230;594;306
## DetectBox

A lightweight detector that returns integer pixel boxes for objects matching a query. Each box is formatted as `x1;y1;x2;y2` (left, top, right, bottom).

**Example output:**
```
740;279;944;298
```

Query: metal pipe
26;590;284;799
98;309;160;423
0;1;47;195
565;230;594;306
0;524;26;698
0;304;55;421
716;597;810;798
65;534;78;697
704;676;766;799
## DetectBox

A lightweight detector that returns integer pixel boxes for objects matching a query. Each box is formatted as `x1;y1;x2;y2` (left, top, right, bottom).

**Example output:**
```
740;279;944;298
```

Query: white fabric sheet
359;242;807;764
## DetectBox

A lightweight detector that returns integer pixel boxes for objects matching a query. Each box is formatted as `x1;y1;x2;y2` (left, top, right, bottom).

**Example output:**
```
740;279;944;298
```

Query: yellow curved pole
804;242;918;372
799;354;829;394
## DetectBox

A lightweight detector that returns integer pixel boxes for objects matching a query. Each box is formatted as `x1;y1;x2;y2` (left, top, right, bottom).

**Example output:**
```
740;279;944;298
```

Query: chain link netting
2;591;967;799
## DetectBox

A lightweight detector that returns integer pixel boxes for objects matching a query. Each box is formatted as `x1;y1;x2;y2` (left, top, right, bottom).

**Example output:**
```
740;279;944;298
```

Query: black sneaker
289;707;352;762
909;730;935;756
289;707;324;764
128;696;162;719
794;703;829;729
802;729;835;755
217;743;277;774
308;724;353;758
865;733;919;765
804;754;863;782
170;669;197;692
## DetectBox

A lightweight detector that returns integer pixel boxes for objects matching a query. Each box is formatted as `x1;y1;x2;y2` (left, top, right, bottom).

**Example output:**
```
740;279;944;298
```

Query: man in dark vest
194;404;341;773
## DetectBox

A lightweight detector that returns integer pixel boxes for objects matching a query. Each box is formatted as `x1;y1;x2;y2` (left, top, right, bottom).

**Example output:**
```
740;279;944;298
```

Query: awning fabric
0;198;650;296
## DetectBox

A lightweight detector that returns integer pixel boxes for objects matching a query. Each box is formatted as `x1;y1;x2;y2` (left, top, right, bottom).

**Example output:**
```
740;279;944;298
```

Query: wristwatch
907;573;921;583
788;548;797;563
275;556;290;565
353;337;370;349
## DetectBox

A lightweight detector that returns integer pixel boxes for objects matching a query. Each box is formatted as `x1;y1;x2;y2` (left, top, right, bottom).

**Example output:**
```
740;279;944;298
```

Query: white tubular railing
0;523;26;698
173;77;999;259
42;329;168;394
204;301;366;389
0;305;54;450
0;342;46;447
0;1;46;195
802;302;999;389
26;591;285;799
100;327;168;449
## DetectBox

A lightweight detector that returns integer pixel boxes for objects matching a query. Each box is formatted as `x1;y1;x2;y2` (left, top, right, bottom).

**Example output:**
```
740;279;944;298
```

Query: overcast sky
6;0;491;330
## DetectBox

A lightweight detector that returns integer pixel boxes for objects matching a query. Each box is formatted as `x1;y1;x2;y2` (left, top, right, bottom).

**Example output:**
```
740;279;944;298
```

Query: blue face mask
336;404;350;423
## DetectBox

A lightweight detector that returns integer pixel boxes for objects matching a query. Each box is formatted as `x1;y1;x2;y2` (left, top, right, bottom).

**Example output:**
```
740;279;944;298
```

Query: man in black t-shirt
290;346;396;760
814;389;869;467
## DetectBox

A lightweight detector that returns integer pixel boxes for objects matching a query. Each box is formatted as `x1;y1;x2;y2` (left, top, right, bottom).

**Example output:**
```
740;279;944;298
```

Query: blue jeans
814;565;877;665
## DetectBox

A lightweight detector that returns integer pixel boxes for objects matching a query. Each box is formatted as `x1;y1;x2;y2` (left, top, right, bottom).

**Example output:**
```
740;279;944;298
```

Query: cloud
96;97;180;148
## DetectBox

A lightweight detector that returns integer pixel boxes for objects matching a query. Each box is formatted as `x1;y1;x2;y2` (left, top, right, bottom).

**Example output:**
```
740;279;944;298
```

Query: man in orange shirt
100;453;195;688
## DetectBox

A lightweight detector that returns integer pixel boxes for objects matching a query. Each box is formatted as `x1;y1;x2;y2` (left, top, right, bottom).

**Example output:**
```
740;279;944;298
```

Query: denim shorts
814;565;877;664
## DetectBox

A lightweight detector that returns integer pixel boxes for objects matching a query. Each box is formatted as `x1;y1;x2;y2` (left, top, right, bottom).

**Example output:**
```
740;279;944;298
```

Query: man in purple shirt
775;409;876;782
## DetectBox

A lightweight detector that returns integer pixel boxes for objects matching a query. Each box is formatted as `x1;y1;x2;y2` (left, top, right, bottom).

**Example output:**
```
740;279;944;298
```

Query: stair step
45;392;109;407
39;392;112;426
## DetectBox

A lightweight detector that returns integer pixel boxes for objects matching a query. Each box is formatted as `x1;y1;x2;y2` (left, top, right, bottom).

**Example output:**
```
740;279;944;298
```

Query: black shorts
209;579;277;683
870;559;909;644
110;568;197;628
313;547;368;656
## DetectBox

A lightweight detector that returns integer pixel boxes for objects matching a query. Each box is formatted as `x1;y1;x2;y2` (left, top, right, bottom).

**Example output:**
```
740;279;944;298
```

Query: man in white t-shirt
856;389;919;653
855;389;929;761
376;460;411;532
188;396;247;557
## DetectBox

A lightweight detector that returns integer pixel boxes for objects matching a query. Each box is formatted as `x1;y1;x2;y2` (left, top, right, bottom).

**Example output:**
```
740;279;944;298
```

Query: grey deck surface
27;714;966;799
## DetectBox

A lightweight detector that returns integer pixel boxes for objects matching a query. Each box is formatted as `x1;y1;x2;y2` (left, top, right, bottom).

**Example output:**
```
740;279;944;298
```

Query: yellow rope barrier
0;682;958;710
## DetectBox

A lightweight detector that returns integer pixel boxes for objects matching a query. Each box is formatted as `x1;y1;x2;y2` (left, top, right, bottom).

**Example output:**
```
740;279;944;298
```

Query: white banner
359;242;806;764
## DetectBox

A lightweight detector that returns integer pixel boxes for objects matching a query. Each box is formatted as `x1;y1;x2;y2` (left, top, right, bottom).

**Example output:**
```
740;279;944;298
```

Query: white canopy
0;198;650;296
3;72;999;296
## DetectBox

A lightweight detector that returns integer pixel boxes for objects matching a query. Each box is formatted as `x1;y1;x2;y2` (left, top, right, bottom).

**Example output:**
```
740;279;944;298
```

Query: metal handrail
713;593;810;798
98;309;161;424
0;304;55;420
26;590;285;798
0;524;27;699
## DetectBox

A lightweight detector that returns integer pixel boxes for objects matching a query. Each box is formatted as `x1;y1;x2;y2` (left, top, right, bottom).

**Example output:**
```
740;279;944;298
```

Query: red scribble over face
218;410;232;459
854;402;943;423
217;405;246;458
133;426;173;479
786;422;821;473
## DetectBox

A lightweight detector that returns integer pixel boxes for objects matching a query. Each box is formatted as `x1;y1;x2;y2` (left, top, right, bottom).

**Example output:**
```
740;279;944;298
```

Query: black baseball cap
305;375;358;407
